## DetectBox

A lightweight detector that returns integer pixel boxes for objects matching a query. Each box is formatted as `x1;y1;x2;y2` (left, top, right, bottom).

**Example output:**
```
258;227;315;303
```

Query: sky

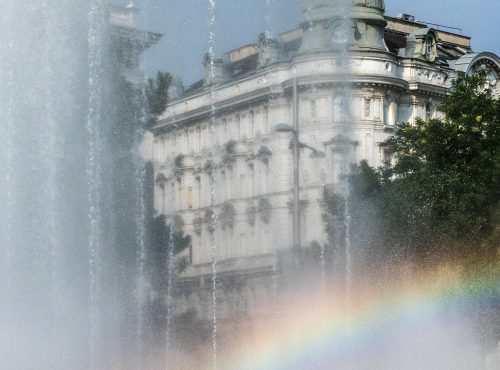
116;0;500;85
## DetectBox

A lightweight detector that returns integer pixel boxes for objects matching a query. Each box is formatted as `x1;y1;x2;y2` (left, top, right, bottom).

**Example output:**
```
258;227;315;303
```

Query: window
332;25;348;44
250;110;255;136
249;164;255;196
240;174;246;198
236;114;241;140
424;36;435;61
263;107;269;134
333;95;345;123
196;176;201;208
425;103;433;121
309;99;316;120
364;98;371;118
188;129;194;153
176;179;182;210
195;126;201;153
187;187;193;209
425;38;433;56
222;119;228;142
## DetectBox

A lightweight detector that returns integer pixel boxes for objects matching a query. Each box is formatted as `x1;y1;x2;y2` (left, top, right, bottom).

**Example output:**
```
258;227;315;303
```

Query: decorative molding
257;198;272;224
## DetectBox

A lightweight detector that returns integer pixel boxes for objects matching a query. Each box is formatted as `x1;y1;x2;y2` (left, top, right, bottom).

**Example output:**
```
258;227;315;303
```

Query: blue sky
119;0;500;84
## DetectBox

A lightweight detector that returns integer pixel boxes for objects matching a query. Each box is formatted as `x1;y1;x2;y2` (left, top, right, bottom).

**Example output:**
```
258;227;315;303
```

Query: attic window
332;25;348;44
425;38;432;56
424;35;436;61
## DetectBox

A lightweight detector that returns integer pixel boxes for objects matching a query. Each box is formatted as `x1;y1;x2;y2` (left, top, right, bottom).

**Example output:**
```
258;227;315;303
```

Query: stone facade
149;1;500;319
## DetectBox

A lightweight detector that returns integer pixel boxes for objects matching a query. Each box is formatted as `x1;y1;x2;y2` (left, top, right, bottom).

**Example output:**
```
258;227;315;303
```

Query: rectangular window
240;174;246;198
374;98;381;120
310;99;317;120
177;180;182;210
187;187;193;209
249;164;255;196
239;233;246;258
196;177;201;208
364;98;371;118
188;130;194;153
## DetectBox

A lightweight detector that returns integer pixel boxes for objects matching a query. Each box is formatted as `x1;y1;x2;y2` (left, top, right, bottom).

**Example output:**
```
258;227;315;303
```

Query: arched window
424;34;436;62
425;38;433;57
332;24;348;44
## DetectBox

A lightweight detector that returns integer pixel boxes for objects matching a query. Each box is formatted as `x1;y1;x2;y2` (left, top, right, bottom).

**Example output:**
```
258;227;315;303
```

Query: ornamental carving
257;33;282;68
257;198;272;224
472;60;500;98
256;146;272;164
219;204;236;229
155;173;167;188
223;140;238;168
245;203;257;226
324;134;358;154
193;214;203;235
204;209;216;233
173;214;184;233
174;154;184;169
203;159;216;174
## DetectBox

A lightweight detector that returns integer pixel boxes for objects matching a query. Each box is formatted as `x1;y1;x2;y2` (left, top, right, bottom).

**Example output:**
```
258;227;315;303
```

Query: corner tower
299;0;387;54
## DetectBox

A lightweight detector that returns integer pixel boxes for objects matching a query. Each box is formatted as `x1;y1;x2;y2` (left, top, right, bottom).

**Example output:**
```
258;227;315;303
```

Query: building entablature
156;55;453;134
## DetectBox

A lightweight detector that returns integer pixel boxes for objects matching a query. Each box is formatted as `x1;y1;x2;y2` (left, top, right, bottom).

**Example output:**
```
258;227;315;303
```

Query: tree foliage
392;72;500;242
323;72;500;268
321;73;500;346
145;71;172;128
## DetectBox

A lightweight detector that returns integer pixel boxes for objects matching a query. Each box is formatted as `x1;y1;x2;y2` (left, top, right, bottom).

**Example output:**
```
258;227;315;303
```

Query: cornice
155;75;411;135
153;87;275;134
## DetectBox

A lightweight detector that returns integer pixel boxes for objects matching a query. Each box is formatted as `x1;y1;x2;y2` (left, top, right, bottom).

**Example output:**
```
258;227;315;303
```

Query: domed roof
303;0;385;23
354;0;384;11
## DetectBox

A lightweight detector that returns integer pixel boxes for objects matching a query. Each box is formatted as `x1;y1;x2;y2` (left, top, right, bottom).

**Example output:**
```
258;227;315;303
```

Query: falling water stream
0;1;147;368
336;0;354;308
165;225;175;358
207;1;219;368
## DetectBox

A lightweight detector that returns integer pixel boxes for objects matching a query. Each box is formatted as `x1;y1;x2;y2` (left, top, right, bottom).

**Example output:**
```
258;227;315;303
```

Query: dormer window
424;34;437;62
332;25;348;44
425;38;432;56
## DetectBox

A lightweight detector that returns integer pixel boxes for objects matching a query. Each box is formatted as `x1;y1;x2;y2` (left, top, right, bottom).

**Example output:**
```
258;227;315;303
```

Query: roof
180;14;472;97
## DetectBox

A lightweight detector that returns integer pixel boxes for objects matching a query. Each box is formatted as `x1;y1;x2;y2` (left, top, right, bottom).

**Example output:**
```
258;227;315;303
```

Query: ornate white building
149;0;499;320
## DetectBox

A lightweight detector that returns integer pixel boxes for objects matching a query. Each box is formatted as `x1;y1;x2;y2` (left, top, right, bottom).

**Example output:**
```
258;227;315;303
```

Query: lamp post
273;79;326;252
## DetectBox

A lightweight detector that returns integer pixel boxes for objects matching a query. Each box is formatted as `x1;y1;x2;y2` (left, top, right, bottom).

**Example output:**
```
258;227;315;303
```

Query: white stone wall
151;53;451;269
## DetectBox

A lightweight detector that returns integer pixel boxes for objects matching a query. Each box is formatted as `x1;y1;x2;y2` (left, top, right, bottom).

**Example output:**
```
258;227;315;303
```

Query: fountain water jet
0;1;155;368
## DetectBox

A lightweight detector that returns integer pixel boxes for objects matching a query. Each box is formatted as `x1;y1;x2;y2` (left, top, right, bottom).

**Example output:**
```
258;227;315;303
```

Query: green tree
391;72;499;253
142;161;191;345
323;72;500;267
145;71;172;128
322;73;500;346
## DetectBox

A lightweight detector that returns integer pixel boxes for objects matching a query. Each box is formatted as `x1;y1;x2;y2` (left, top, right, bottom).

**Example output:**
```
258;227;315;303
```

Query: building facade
149;0;500;320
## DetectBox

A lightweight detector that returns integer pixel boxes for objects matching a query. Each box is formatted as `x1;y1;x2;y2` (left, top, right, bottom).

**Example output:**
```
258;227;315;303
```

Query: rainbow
219;264;498;370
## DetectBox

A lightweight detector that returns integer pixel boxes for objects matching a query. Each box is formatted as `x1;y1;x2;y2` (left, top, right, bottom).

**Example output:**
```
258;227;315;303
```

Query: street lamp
272;119;325;252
